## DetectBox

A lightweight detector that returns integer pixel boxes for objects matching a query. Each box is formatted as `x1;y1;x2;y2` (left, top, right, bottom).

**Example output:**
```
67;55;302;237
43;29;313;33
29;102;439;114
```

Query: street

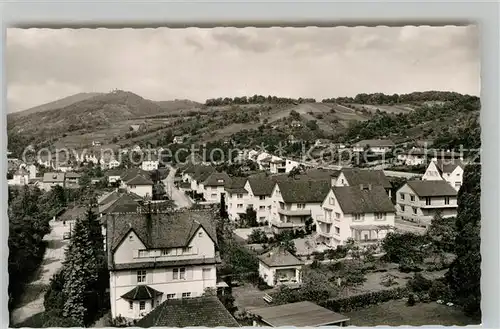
11;220;73;325
163;165;193;209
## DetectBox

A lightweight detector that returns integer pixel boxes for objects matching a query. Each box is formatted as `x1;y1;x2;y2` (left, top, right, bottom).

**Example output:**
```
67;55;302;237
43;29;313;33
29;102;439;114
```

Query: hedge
319;287;409;313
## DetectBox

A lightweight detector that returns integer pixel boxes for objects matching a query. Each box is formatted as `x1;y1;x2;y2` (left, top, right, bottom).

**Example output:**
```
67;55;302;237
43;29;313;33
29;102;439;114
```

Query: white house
121;168;154;198
106;169;123;184
105;210;220;321
270;179;331;235
258;246;304;287
8;168;30;186
269;157;287;174
396;180;458;225
41;172;66;191
225;178;250;221
335;168;392;198
202;172;231;203
245;176;277;223
396;148;430;166
173;136;185;144
141;154;160;172
352;139;395;154
422;159;464;191
317;185;396;249
92;140;102;147
27;164;38;180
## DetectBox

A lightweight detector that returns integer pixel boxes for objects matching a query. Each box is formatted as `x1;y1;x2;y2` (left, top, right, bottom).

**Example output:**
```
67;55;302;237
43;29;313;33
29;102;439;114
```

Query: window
182;247;193;254
137;270;146;283
353;214;364;221
166;293;176;299
202;268;211;280
445;197;450;205
237;194;243;199
138;250;148;258
129;301;133;310
237;204;243;208
341;179;344;184
129;235;134;241
335;212;340;219
198;231;203;237
267;205;271;210
259;206;266;210
297;203;306;209
162;249;172;256
259;196;266;200
375;213;386;220
334;226;340;235
259;216;266;221
413;207;417;215
173;268;186;280
410;195;415;202
425;197;431;205
401;205;405;212
139;301;145;310
182;292;191;298
455;182;461;188
399;193;404;200
211;194;217;198
329;197;335;205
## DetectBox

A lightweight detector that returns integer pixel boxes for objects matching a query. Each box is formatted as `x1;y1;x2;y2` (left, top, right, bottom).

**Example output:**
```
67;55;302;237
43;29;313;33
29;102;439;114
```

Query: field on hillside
349;103;415;114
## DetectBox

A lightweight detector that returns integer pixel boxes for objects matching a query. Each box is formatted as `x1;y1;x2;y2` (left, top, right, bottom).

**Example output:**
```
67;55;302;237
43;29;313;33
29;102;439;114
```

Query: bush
407;293;416;306
320;287;409;313
312;251;325;261
429;279;451;301
407;273;432;293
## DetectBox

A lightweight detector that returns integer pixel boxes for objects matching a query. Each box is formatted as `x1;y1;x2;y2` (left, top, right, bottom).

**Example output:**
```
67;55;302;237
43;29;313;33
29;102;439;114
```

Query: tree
62;217;101;325
426;212;456;254
446;164;481;316
220;193;228;219
247;229;268;244
381;232;427;267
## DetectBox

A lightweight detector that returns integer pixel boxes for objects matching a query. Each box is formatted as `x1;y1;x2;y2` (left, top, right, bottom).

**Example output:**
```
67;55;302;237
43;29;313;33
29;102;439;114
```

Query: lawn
346;300;479;326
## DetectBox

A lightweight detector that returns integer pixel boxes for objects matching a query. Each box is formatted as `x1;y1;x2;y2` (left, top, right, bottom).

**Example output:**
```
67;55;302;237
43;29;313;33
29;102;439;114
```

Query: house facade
8;168;30;186
106;211;220;321
270;180;330;235
141;155;160;171
64;172;81;188
422;159;464;191
396;180;458;225
41;172;66;191
202;172;231;203
335;168;392;198
396;149;429;166
352;139;395;154
225;178;250;221
317;185;396;249
121;169;154;198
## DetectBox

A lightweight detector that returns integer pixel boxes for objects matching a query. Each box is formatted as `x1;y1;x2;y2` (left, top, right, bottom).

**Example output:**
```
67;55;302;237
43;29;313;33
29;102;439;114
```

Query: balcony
420;203;458;209
277;208;311;217
270;220;305;229
317;230;333;238
316;215;334;224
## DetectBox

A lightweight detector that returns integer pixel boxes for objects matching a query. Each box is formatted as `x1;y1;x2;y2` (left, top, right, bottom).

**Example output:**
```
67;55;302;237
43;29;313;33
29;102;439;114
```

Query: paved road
163;166;193;209
11;220;72;325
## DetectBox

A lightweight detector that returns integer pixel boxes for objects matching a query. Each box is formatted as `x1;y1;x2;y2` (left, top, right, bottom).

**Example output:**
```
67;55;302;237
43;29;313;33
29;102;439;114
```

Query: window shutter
165;269;173;281
186;267;193;280
131;270;136;284
147;270;153;284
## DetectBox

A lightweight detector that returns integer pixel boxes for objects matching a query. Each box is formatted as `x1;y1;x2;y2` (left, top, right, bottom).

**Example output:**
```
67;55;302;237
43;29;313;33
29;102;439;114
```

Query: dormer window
198;231;203;237
217;179;224;183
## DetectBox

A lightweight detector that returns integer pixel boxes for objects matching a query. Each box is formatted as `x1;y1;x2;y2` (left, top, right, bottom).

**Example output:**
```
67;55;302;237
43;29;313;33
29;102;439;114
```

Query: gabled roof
225;177;248;194
247;174;289;196
126;175;154;186
121;285;163;301
105;169;123;177
101;193;142;214
299;168;340;181
136;296;240;328
203;171;231;187
43;172;65;183
277;179;331;203
434;159;464;174
258;246;304;267
105;210;218;253
187;165;216;182
121;168;151;182
340;168;392;189
406;180;458;197
332;185;395;214
354;139;395;148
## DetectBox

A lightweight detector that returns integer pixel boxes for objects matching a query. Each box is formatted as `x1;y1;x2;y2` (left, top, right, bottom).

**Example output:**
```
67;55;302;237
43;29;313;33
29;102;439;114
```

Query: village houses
335;168;392;198
317;185;396;248
120;168;154;198
41;172;66;191
141;154;160;172
104;210;220;321
258;246;304;287
352;139;395;154
396;180;458;225
201;172;232;203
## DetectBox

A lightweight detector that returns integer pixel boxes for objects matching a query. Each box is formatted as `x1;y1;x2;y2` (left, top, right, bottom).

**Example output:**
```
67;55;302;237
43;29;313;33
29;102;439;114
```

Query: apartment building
396;180;458;225
225;177;250;221
202;172;231;203
270;179;331;234
41;172;66;191
105;210;220;321
317;185;395;248
422;158;464;191
335;168;392;198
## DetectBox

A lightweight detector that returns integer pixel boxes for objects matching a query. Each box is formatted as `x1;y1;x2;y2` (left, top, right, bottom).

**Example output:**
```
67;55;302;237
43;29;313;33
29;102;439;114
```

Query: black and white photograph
7;25;480;327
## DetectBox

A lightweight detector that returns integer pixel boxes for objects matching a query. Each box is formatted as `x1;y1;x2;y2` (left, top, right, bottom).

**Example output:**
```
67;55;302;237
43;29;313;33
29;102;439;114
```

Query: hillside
9;92;103;117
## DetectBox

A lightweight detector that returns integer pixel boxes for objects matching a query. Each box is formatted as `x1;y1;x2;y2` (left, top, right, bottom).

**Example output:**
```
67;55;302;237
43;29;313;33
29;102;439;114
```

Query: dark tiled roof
105;210;218;253
203;172;231;187
299;168;340;181
435;159;464;174
121;285;163;301
258;246;304;267
333;185;395;214
136;296;240;327
126;175;154;186
102;193;142;214
340;168;392;189
247;174;289;196
277;179;331;203
121;168;151;182
105;169;123;177
249;301;349;327
406;180;458;197
355;139;395;147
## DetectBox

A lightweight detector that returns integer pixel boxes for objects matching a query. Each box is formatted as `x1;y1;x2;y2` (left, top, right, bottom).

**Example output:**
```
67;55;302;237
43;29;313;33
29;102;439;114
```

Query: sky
7;25;480;113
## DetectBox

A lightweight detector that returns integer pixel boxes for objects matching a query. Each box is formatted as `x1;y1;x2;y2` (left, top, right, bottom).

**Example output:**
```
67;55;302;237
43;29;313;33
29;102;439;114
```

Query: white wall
141;161;159;171
128;184;153;198
226;190;251;221
442;166;464;191
258;262;301;287
422;161;444;181
203;185;225;204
